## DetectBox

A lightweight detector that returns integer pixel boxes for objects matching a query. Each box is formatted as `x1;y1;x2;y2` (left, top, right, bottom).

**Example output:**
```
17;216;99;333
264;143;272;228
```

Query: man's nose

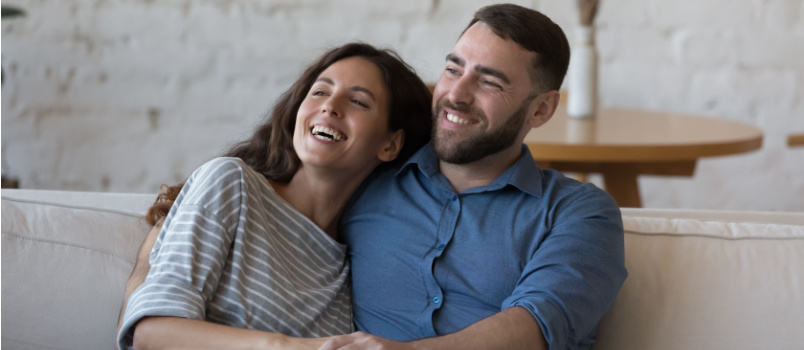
447;75;475;106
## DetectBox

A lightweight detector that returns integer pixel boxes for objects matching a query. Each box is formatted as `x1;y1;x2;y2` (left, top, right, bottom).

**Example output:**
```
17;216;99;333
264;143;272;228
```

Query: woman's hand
133;316;334;350
318;332;412;350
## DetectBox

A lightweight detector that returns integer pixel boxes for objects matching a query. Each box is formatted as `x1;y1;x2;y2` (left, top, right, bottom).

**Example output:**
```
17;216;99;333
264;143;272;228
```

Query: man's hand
319;307;544;350
318;332;414;350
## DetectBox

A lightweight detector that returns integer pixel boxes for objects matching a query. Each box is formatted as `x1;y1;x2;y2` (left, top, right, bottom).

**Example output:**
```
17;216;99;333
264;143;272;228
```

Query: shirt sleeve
501;185;627;350
117;158;247;349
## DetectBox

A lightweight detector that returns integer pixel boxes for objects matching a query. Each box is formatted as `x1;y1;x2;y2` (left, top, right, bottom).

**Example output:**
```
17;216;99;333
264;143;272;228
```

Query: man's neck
439;145;523;193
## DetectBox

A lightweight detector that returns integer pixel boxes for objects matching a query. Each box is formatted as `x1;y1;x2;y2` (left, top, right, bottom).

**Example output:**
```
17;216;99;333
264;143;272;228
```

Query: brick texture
2;0;802;210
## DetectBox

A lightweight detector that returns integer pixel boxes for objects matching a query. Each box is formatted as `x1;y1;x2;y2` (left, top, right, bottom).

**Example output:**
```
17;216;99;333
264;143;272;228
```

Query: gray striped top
118;157;352;349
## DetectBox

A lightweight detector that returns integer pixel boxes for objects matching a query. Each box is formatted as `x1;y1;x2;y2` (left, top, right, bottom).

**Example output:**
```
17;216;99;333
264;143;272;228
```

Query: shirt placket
418;191;461;336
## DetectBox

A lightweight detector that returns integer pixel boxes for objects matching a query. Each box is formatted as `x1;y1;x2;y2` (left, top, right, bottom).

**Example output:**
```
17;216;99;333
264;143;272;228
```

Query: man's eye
446;68;459;75
483;80;502;89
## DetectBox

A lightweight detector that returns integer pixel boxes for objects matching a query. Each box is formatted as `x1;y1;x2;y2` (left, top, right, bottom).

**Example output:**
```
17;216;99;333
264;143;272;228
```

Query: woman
117;42;432;349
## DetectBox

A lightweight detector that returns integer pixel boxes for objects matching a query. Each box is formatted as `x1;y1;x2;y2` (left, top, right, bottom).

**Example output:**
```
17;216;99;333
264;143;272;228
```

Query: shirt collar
398;143;544;198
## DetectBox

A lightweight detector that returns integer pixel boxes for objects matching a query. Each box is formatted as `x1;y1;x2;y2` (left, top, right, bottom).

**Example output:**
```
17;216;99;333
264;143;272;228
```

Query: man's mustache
433;98;487;122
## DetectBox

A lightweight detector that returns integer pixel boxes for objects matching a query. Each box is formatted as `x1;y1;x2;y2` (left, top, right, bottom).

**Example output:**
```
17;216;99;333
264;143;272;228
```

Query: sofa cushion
4;190;804;350
593;209;804;350
1;189;156;214
1;194;152;350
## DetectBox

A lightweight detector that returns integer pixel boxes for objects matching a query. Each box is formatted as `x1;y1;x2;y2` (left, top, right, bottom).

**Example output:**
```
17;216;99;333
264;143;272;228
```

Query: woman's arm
133;316;329;350
116;220;163;348
117;221;331;350
120;158;347;350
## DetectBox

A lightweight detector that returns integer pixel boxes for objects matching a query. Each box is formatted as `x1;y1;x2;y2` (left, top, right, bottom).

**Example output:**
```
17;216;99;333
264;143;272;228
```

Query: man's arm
116;219;163;346
323;187;625;350
318;307;546;350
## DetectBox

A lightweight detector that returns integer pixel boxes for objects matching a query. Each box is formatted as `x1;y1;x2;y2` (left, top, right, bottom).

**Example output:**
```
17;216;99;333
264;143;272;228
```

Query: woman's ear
377;129;405;162
527;90;561;129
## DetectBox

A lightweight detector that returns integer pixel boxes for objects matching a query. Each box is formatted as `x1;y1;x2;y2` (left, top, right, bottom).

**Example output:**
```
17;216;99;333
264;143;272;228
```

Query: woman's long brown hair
144;42;432;225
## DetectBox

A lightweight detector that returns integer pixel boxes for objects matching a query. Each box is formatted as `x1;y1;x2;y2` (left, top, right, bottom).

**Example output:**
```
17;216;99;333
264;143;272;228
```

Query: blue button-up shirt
341;144;626;349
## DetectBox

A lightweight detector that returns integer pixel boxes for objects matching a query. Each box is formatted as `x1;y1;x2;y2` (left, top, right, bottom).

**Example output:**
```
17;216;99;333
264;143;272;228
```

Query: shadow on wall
1;5;24;188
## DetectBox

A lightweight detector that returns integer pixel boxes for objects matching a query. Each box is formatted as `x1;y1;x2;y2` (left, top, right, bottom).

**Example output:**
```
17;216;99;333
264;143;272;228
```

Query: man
120;4;626;350
321;4;625;350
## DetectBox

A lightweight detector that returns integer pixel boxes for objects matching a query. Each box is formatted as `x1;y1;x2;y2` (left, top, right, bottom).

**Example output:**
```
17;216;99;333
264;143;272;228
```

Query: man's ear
377;129;405;162
527;90;561;129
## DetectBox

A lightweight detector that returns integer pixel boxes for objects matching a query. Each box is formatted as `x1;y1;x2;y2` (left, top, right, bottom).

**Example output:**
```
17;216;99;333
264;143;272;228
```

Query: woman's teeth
311;125;345;142
447;113;470;125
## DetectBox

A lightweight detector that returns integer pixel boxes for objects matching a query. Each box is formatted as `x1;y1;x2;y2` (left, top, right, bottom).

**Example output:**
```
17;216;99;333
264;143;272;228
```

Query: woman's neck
269;167;366;240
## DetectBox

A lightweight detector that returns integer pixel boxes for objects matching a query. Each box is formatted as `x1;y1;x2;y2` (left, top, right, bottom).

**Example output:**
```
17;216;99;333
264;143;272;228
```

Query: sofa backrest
594;208;804;350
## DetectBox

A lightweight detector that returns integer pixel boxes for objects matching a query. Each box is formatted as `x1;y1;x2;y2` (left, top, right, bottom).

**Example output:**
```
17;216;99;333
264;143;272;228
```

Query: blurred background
2;0;803;211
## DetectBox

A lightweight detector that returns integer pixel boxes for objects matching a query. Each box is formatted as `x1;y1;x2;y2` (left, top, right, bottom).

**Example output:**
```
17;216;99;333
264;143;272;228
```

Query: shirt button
433;296;441;304
451;195;458;201
437;244;445;250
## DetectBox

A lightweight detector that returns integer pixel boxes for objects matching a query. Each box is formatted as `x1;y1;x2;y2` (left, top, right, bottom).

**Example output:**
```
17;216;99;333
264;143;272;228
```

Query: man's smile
446;113;471;125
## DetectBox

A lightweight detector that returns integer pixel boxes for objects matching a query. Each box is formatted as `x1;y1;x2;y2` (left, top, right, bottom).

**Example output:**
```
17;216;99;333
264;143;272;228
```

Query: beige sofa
3;189;803;349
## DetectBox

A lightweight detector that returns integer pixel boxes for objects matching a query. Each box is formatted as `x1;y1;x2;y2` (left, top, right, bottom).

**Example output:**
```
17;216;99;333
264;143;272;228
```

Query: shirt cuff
117;279;206;350
503;295;568;350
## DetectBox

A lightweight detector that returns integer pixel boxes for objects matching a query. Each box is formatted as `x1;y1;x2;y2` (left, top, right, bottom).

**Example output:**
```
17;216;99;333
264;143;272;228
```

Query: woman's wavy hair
145;42;433;225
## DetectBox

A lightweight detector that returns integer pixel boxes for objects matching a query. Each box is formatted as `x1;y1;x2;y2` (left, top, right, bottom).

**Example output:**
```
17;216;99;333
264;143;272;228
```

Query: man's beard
432;98;531;165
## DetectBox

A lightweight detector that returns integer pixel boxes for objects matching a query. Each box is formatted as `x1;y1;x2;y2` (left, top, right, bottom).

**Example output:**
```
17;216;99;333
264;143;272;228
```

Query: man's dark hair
463;3;570;92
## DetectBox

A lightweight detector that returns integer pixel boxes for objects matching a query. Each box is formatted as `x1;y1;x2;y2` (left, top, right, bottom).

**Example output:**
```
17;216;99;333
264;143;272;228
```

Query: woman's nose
321;96;343;118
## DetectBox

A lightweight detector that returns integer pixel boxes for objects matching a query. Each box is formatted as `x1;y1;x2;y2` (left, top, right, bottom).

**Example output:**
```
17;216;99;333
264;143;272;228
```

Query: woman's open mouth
311;125;346;142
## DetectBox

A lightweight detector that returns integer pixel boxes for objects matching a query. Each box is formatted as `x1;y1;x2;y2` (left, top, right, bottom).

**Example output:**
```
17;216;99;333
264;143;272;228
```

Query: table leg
533;160;697;208
601;165;641;208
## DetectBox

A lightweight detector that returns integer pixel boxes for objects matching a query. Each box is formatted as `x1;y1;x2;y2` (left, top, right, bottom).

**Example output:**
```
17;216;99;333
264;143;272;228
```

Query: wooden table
789;134;804;147
525;106;763;207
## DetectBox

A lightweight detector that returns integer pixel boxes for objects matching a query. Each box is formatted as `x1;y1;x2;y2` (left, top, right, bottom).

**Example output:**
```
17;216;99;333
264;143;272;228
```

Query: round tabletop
525;105;764;162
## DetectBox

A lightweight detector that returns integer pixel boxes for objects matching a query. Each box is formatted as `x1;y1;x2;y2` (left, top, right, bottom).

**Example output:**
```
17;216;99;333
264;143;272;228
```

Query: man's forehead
450;23;535;78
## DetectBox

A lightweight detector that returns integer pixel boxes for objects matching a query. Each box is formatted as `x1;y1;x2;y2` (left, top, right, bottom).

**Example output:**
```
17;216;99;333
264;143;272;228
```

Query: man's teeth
311;125;345;142
446;113;470;125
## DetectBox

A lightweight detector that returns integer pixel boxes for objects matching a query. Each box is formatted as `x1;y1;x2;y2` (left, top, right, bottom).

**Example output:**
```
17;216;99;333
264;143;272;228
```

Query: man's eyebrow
446;54;464;66
445;54;510;85
475;65;510;85
314;77;376;102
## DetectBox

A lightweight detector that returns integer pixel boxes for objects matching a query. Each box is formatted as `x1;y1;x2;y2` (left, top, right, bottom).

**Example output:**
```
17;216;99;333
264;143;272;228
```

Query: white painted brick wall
2;0;803;211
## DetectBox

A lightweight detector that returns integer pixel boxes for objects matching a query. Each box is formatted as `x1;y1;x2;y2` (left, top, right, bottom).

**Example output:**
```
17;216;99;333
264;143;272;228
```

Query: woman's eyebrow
314;77;375;102
351;86;376;102
315;77;334;85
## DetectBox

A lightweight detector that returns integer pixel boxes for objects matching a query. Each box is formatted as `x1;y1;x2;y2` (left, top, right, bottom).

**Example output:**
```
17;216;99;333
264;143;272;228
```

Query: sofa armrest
2;191;154;349
594;209;804;350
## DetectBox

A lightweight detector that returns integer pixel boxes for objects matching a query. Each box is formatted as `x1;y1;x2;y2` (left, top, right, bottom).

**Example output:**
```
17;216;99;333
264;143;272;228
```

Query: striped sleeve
118;158;247;349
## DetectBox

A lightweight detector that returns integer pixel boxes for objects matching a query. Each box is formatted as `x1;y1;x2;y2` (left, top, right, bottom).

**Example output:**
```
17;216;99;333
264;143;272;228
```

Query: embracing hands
317;332;416;350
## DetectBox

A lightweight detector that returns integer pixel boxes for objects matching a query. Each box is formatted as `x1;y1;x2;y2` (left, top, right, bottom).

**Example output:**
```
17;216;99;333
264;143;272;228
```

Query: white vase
566;118;596;144
567;26;598;119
